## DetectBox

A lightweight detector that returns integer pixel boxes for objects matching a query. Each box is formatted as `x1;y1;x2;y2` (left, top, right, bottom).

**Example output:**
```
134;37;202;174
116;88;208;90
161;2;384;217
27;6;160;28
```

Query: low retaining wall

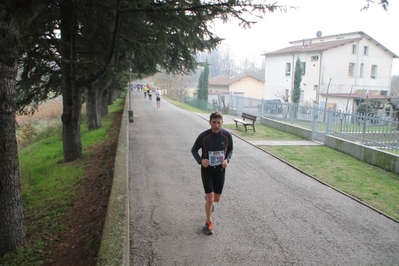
325;135;399;174
259;117;313;140
97;96;130;265
260;117;399;174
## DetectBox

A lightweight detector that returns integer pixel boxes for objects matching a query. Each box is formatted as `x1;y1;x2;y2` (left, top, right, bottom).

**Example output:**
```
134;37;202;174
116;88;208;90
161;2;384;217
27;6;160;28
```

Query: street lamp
128;60;134;122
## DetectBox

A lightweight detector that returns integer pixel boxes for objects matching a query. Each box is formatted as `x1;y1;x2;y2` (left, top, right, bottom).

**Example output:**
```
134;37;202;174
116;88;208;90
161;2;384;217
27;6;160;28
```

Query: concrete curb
97;94;130;265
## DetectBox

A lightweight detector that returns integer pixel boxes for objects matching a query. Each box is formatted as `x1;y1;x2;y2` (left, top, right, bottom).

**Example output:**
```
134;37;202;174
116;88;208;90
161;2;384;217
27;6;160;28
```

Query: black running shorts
201;166;225;194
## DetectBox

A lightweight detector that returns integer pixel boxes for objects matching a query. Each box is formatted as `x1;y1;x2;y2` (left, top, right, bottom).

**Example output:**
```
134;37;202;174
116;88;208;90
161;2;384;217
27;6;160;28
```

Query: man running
191;111;233;235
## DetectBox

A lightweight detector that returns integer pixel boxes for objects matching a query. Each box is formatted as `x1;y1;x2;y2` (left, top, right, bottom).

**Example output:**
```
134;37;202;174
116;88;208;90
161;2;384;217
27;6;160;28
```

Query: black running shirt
191;128;233;165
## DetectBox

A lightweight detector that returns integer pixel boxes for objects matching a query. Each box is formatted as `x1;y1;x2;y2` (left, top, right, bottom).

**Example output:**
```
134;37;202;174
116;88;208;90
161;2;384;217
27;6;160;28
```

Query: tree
391;75;399;97
362;0;389;11
198;70;204;100
357;102;375;115
292;57;302;104
0;0;50;256
197;60;209;101
153;72;192;101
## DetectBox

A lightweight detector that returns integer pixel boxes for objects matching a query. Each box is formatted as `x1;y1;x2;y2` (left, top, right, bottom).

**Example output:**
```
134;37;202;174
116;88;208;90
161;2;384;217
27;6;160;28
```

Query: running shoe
203;220;213;235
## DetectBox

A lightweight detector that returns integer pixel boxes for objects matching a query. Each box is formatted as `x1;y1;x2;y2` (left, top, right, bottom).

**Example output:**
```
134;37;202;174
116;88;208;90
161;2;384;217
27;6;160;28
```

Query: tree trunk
101;88;109;117
85;82;102;131
0;15;26;255
99;75;110;118
60;0;83;162
108;87;114;105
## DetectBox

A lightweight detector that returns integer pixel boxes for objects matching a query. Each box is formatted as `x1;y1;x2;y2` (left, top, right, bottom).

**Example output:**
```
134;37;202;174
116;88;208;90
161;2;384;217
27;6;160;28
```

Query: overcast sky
213;0;399;75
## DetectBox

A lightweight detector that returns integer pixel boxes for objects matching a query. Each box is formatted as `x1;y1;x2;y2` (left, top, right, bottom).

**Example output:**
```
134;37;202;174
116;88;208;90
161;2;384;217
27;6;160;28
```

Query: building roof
208;74;264;86
264;31;398;58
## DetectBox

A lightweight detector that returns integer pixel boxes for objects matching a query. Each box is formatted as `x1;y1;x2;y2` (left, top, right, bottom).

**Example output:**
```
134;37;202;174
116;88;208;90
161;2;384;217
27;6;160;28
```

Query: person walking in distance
155;88;162;108
191;111;233;235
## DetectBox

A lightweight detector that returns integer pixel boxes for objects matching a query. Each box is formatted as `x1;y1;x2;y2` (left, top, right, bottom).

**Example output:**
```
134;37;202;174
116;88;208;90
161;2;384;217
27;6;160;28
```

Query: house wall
229;76;265;99
264;33;395;107
319;38;392;95
209;84;228;93
298;52;320;105
264;54;295;100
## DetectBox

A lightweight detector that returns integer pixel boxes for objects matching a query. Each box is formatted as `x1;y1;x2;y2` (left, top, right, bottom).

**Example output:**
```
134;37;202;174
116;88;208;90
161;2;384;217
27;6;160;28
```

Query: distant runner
155;88;162;108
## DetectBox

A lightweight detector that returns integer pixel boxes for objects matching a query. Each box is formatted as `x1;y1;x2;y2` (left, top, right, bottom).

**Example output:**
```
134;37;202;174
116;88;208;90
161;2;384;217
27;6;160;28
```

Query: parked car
257;99;283;114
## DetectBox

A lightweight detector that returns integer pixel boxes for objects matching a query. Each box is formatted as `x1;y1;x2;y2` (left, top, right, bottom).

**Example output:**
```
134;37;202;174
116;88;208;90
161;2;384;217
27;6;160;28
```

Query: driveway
128;91;399;265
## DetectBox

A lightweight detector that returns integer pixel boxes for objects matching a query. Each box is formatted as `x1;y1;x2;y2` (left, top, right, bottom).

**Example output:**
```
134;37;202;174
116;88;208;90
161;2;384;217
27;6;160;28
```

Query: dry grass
16;97;63;124
16;97;64;148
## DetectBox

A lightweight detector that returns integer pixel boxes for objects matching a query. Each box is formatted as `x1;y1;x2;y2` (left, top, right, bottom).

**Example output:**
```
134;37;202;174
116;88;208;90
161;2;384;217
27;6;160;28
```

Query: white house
263;31;398;114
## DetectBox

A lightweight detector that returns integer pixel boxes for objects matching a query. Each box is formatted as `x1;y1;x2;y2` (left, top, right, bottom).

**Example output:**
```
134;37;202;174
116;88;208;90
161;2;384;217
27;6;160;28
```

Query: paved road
128;91;399;266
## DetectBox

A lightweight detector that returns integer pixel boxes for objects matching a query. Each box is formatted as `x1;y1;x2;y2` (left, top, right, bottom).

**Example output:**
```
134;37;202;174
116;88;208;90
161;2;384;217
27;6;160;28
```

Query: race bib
209;150;225;166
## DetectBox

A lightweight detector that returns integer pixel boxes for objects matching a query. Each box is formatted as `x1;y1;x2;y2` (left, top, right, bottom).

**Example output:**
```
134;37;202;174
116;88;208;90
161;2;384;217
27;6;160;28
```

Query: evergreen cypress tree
202;60;209;101
293;57;302;104
198;70;205;100
197;60;210;101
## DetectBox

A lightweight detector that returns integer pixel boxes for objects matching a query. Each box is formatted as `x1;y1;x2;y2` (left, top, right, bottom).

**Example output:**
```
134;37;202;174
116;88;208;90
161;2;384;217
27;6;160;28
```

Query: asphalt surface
128;91;399;266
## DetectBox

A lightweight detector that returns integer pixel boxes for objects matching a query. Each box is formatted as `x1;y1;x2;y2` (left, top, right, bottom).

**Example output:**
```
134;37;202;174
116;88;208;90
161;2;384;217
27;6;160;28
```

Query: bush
357;102;375;115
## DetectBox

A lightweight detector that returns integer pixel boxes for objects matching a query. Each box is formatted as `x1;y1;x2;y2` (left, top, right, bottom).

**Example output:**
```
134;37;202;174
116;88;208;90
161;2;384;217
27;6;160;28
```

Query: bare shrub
17;123;37;147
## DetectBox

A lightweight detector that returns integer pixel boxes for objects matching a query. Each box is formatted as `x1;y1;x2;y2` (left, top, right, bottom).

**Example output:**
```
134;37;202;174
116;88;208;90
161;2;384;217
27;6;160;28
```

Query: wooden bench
233;112;257;132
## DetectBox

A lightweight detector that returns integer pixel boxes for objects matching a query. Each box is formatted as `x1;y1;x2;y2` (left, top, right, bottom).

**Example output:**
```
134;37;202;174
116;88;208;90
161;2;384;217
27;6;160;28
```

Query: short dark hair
210;111;223;121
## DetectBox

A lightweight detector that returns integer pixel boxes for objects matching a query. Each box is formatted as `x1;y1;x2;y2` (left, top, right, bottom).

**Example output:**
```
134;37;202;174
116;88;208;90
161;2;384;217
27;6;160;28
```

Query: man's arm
225;132;233;161
191;137;202;164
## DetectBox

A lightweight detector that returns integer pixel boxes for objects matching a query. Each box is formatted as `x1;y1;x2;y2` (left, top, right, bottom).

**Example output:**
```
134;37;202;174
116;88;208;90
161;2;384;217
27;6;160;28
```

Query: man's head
209;111;223;133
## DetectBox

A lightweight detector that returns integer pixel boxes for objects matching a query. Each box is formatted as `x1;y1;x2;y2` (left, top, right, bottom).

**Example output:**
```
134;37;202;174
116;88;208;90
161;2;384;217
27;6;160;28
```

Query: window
364;46;369;55
371;65;377;79
352;44;357;54
301;62;306;75
360;63;364;78
348;63;355;77
285;63;291;76
311;55;319;61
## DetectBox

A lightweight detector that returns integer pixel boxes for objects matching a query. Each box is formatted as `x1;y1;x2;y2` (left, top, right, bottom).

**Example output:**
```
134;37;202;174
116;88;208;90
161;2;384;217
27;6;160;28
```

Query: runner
191;111;233;235
155;88;162;108
148;87;152;101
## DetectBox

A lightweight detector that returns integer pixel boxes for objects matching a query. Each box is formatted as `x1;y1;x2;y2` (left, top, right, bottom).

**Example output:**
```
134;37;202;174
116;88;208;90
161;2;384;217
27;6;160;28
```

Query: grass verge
0;93;125;265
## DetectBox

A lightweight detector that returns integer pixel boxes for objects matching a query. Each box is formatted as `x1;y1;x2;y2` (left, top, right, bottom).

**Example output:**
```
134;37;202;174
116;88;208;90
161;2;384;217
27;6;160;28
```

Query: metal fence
184;94;399;153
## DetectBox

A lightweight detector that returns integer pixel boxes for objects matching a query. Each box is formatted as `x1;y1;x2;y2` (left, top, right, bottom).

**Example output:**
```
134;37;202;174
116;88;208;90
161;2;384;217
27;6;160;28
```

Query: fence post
260;98;265;116
311;105;318;141
326;107;333;134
